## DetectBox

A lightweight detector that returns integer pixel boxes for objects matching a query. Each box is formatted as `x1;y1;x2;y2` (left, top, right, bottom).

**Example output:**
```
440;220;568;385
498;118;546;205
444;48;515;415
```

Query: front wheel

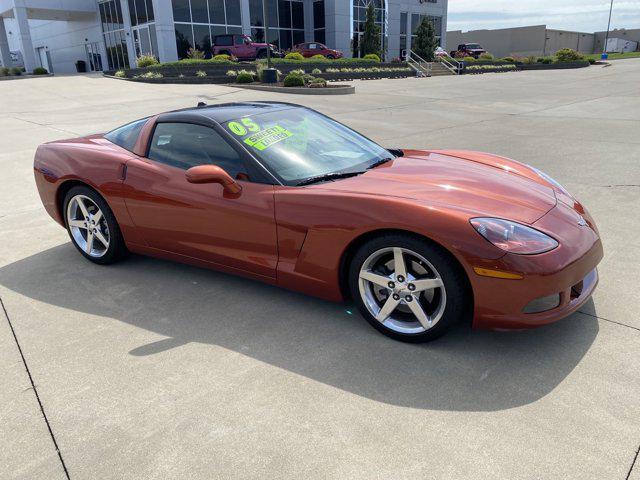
349;234;469;342
63;186;127;265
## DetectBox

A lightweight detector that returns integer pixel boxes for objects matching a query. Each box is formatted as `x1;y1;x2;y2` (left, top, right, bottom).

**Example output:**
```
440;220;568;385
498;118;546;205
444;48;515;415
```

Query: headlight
529;166;570;195
470;218;558;254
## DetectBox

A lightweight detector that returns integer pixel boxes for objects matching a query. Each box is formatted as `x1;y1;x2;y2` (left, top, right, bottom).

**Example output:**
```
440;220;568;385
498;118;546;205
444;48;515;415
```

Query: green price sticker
243;125;293;151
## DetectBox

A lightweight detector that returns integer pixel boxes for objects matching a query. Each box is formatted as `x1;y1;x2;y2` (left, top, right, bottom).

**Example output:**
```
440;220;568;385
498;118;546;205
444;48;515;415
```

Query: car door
122;120;278;279
234;35;252;59
306;43;318;57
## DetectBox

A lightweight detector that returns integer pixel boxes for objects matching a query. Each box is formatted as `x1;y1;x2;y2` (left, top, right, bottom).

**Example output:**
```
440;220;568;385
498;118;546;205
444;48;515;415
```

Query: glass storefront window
175;23;194;58
172;0;191;22
249;0;305;51
191;0;209;23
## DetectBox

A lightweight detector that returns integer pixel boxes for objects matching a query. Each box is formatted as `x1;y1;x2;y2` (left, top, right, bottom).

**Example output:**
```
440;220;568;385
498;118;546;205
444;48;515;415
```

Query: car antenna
197;101;206;107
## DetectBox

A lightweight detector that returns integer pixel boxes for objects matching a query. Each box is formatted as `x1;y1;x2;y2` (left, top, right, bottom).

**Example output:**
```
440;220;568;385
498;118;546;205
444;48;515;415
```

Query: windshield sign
223;108;391;185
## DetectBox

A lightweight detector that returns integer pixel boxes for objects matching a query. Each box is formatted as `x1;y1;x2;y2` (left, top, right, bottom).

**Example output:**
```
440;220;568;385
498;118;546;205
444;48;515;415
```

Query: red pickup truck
450;43;486;59
212;34;281;60
292;42;343;59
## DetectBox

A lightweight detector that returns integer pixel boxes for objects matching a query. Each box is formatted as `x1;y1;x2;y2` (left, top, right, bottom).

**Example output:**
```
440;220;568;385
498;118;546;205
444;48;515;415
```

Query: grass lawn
584;51;640;61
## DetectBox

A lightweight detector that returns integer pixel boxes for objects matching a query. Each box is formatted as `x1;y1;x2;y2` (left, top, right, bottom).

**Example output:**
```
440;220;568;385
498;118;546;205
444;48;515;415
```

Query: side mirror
185;165;242;194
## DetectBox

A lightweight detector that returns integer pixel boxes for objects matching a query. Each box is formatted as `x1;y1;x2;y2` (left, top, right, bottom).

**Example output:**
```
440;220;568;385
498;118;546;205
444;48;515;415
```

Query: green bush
311;54;326;60
554;48;584;62
213;54;232;61
133;71;163;79
307;76;327;87
587;57;596;65
187;48;205;59
311;68;322;74
363;53;381;62
269;57;377;65
10;67;22;76
500;56;515;62
33;67;48;75
541;56;553;64
479;53;494;60
0;67;10;76
114;70;126;78
137;54;159;67
196;70;207;77
236;72;254;83
283;73;304;87
462;56;476;62
226;70;238;77
284;52;305;61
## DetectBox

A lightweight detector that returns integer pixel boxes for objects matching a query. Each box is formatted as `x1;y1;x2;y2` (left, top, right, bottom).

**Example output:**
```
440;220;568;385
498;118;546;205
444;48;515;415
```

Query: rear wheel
63;186;127;265
349;234;468;342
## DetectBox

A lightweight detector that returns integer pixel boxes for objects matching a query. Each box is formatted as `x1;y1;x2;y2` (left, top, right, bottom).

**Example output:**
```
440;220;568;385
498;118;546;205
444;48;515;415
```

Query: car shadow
0;244;599;412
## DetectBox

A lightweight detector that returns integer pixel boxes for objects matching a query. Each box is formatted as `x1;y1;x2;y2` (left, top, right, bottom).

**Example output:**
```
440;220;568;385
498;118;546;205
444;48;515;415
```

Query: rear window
104;118;147;152
215;35;233;46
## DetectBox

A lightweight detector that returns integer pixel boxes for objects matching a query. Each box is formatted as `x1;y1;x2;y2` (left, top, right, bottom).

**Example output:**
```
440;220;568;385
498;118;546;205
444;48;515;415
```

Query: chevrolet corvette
33;102;602;342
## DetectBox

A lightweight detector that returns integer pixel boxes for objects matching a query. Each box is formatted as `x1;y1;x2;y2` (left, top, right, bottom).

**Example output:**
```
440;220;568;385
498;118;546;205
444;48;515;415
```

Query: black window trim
144;115;280;185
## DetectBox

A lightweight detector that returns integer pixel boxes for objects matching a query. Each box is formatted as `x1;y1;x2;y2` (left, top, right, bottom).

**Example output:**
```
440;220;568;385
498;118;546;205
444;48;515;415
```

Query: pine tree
360;3;380;58
414;17;437;61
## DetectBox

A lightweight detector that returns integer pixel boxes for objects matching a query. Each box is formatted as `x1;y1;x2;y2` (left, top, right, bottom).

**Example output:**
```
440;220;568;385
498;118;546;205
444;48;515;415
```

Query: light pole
603;0;614;54
262;0;271;69
261;0;278;82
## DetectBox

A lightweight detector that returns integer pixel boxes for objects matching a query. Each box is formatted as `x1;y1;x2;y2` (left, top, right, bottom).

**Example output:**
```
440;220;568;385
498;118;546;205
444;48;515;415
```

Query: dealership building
0;0;448;73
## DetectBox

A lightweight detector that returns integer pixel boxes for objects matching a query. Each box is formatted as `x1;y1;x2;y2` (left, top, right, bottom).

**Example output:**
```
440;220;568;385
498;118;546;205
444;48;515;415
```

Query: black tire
348;234;469;343
256;49;268;59
326;54;335;60
63;186;127;265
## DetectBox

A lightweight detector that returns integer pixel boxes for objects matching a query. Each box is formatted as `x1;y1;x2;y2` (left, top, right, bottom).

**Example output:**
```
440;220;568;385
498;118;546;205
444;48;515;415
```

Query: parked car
434;47;448;58
293;42;343;59
33;102;602;343
450;43;486;58
212;34;281;60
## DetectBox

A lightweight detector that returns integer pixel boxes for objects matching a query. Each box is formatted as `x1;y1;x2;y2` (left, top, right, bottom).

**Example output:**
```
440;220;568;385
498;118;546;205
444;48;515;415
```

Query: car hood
313;150;557;224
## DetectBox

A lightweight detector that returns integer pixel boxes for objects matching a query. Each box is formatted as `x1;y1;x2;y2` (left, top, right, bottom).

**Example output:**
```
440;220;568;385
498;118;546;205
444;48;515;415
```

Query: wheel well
338;229;474;316
55;180;98;221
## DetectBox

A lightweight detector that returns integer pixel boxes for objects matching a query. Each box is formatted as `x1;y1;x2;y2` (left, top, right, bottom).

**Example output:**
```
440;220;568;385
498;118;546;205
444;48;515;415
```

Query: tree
359;3;380;58
414;17;438;61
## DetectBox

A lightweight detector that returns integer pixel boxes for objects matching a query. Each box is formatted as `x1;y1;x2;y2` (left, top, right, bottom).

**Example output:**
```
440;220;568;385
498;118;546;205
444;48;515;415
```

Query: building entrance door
36;47;50;72
84;42;103;71
132;25;157;59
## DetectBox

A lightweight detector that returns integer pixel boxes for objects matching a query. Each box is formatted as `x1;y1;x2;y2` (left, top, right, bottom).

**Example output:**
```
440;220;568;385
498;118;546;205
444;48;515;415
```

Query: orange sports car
33;102;602;342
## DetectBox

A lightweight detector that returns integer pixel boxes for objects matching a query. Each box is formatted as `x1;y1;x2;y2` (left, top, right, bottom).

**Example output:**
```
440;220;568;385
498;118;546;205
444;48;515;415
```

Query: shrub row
0;66;25;76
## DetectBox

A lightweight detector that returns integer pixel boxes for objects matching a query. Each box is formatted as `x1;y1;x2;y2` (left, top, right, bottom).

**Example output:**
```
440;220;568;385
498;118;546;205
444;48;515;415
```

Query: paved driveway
1;63;639;479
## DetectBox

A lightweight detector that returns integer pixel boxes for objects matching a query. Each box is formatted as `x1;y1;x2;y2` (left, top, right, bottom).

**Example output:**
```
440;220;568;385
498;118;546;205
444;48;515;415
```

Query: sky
447;0;640;33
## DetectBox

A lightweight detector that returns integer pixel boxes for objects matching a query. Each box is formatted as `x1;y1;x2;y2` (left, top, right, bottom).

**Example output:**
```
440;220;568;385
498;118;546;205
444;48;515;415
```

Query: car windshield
467;44;482;49
221;107;393;185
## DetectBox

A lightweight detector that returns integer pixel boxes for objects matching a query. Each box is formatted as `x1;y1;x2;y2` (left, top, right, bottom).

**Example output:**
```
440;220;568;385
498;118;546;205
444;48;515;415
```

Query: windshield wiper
367;157;394;170
296;171;365;186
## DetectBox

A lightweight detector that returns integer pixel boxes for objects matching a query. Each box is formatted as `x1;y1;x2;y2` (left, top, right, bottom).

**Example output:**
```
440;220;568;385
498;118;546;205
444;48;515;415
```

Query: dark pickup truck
450;43;486;59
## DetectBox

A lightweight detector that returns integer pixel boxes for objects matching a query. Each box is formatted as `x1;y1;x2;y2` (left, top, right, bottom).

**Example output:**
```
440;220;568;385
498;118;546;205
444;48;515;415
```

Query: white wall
3;14;102;73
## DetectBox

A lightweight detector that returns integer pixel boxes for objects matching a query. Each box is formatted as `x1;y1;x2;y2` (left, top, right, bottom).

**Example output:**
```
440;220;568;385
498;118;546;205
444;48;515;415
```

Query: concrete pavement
1;64;639;479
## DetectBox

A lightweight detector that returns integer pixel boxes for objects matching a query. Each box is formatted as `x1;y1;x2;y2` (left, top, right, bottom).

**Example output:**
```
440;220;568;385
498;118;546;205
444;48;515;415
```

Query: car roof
157;101;300;124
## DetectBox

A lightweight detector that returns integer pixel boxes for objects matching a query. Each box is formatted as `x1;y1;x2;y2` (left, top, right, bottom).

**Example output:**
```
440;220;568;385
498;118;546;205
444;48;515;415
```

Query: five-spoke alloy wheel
63;186;126;264
349;234;468;342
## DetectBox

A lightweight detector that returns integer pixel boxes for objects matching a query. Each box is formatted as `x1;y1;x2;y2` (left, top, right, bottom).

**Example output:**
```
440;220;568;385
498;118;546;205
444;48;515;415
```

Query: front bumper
471;201;603;330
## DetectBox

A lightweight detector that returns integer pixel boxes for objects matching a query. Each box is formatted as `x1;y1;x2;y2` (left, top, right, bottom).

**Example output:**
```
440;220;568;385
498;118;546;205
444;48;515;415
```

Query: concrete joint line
0;297;71;480
577;310;640;332
627;444;640;480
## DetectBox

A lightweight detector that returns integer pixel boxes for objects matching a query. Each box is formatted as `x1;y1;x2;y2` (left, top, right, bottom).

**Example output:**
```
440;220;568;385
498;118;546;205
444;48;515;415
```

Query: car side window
148;123;248;179
309;43;317;49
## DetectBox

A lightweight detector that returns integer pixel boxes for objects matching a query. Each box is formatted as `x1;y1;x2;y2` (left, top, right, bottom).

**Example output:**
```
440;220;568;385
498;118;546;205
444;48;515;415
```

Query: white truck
605;37;638;54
